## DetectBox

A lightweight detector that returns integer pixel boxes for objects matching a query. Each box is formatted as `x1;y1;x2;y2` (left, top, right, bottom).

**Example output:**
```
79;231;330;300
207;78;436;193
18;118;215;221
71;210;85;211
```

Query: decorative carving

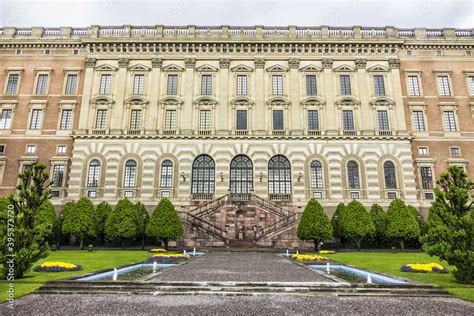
388;58;400;69
118;58;129;68
288;58;300;69
151;58;163;68
219;58;230;69
85;58;96;68
254;58;265;69
185;58;196;68
321;58;333;69
355;58;367;69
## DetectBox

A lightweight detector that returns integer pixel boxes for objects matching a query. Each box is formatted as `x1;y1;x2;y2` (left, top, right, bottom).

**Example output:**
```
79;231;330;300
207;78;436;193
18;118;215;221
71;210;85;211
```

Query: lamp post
141;213;147;250
57;212;64;250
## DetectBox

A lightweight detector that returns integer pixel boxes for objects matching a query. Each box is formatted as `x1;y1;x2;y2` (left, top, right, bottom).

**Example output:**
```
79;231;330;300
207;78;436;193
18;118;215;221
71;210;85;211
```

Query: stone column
355;58;372;131
181;58;195;135
288;58;302;134
254;58;266;134
110;57;128;133
388;58;406;131
321;58;336;132
78;57;96;131
218;58;230;135
147;57;162;132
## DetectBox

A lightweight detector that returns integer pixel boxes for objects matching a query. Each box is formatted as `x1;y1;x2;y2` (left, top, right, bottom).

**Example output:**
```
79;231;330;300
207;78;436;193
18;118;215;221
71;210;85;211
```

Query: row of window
407;74;474;97
412;110;458;132
0;108;73;130
4;73;78;95
418;146;461;157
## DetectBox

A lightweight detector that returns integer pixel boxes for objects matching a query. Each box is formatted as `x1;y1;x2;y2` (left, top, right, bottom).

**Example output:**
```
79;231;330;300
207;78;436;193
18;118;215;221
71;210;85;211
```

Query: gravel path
2;294;474;315
149;251;334;282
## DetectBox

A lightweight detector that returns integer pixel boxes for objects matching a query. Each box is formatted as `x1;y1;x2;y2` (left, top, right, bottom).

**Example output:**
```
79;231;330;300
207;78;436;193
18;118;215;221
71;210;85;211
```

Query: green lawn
0;250;149;303
324;252;474;302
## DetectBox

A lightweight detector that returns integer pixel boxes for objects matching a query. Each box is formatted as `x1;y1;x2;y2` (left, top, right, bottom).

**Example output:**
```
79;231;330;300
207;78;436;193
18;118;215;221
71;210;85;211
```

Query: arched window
384;161;397;189
310;160;323;188
347;160;360;189
123;160;137;188
268;155;291;194
230;155;253;194
87;159;101;187
191;155;215;194
160;160;173;188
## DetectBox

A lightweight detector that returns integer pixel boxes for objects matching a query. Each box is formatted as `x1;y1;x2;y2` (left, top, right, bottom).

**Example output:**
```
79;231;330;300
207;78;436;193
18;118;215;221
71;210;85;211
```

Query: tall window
29;109;43;129
420;166;433;189
407;76;420;96
199;110;211;130
35;74;49;94
95;109;107;129
342;110;354;131
6;74;19;95
468;76;474;95
164;110;177;130
87;159;101;187
437;76;451;96
230;155;253;194
310;160;323;189
307;110;319;130
373;75;385;96
133;74;145;95
383;161;397;189
273;110;284;130
167;74;178;95
268;155;291;195
160;160;173;188
99;74;111;95
129;109;142;130
443;111;456;131
347;161;360;189
377;110;390;131
191;155;215;194
412;111;425;131
0;109;12;129
340;75;351;95
236;75;247;95
236;110;247;130
272;75;283;95
201;75;212;95
60;109;73;130
123;160;137;188
64;74;78;95
306;75;317;96
51;165;65;187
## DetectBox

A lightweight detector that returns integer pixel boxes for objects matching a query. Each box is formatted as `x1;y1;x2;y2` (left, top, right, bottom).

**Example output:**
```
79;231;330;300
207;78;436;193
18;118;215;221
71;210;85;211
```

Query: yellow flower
290;254;329;262
319;250;336;254
40;261;78;269
406;263;445;272
152;253;191;258
150;248;167;252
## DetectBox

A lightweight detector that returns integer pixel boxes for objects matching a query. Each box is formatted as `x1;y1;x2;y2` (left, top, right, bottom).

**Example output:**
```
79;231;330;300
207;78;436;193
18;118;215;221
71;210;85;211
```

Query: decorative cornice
185;58;196;68
254;58;265;69
118;58;129;68
322;58;333;69
355;58;367;69
151;58;163;68
219;58;230;69
388;58;400;69
85;57;96;68
288;58;300;69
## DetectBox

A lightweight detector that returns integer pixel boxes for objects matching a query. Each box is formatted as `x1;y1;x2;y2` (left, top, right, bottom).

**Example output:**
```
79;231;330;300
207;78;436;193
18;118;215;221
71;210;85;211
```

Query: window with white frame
347;161;360;189
340;75;351;95
272;75;283;95
164;110;177;130
450;147;460;157
268;155;291;195
123;160;137;188
133;74;145;95
310;160;323;188
443;111;457;131
0;109;12;129
383;161;397;189
6;74;20;95
99;74;111;95
26;144;36;154
236;110;247;130
437;75;451;96
167;74;178;95
29;109;43;129
87;159;101;187
160;160;173;188
307;110;319;130
272;110;284;130
51;165;65;187
35;74;49;95
342;110;354;131
64;74;78;95
468;76;474;95
236;75;247;95
306;75;317;96
201;75;212;95
57;145;67;154
199;110;211;130
129;109;142;130
377;110;390;131
418;147;428;155
407;76;421;96
59;109;72;130
412;111;426;131
95;109;107;129
420;166;434;190
373;75;386;96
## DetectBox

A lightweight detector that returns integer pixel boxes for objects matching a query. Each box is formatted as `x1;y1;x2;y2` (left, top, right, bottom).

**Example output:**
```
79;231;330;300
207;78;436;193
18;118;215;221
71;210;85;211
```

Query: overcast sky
0;0;472;28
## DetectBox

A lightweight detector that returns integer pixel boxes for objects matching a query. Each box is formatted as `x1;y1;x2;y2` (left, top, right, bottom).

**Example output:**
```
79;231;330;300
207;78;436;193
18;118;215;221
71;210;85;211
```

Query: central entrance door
229;155;253;201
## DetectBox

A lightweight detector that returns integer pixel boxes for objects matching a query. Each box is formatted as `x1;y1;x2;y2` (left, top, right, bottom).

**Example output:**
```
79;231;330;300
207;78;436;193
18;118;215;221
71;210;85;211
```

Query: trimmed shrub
146;198;183;250
297;199;333;251
96;201;112;245
62;197;97;249
331;203;346;247
340;200;375;250
386;199;420;251
105;198;140;249
34;200;58;245
369;204;387;244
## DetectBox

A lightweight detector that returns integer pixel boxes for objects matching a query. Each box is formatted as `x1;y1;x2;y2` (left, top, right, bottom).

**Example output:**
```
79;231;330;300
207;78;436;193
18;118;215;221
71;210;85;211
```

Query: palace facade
0;25;473;247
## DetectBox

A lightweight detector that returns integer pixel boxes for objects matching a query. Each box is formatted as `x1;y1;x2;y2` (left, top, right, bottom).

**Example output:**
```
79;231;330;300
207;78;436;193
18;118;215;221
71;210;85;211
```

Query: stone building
0;25;472;247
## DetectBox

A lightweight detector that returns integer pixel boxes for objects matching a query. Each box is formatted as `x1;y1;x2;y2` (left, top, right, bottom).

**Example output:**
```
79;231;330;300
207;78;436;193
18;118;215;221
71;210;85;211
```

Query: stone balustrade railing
0;25;472;41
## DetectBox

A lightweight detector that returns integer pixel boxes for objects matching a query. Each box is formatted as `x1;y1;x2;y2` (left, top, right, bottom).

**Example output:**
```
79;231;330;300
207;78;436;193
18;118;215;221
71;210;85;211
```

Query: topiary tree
135;202;149;250
421;166;473;284
369;204;387;245
340;200;375;250
105;198;140;249
331;203;346;249
96;201;112;245
146;198;183;250
34;200;58;246
0;161;53;278
62;197;97;249
385;199;420;251
297;199;333;251
407;205;428;237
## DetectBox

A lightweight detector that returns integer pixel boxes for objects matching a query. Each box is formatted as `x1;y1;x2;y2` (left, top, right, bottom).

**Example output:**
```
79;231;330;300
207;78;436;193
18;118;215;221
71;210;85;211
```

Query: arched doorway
229;155;253;201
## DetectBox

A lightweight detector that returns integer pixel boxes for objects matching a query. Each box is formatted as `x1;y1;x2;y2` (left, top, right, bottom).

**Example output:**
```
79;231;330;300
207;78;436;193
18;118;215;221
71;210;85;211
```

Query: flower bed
400;263;448;274
149;248;167;253
146;253;191;263
319;250;336;254
291;254;330;263
33;261;82;272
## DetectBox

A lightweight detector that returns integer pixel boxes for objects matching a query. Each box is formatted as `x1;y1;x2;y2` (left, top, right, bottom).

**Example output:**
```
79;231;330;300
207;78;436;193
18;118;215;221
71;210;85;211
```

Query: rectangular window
443;111;457;131
307;110;319;130
129;109;142;130
59;109;72;130
418;147;428;155
236;75;247;95
51;165;65;187
377;110;390;130
57;145;67;154
167;75;178;95
99;74;111;95
0;109;12;129
164;110;177;130
133;74;145;95
64;74;78;95
35;74;49;94
201;75;212;95
6;74;19;95
412;111;425;131
437;76;451;96
340;75;351;95
273;110;284;130
26;145;36;154
407;76;421;96
420;167;433;190
450;147;460;157
199;110;211;130
0;144;5;155
342;110;354;130
29;109;43;129
468;76;474;95
272;75;283;95
373;75;385;96
236;110;247;130
95;109;107;129
306;75;317;96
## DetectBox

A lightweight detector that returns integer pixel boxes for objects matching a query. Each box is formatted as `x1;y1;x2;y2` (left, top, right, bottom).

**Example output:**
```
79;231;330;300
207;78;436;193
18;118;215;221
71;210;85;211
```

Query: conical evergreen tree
340;200;375;250
297;199;333;252
385;199;420;251
105;198;140;249
146;198;183;250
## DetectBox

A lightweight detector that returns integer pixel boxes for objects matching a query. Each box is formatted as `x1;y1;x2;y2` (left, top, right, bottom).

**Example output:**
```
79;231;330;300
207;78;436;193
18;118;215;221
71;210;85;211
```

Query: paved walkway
149;251;334;282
